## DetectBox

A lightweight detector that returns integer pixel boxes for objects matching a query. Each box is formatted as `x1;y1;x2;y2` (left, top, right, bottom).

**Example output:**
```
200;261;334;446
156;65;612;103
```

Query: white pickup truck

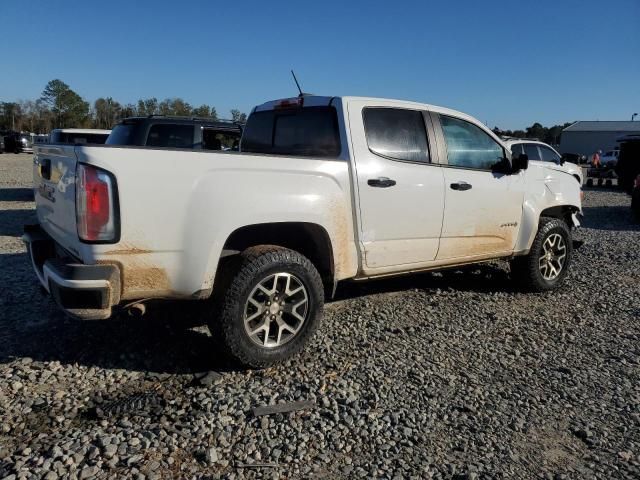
25;95;582;367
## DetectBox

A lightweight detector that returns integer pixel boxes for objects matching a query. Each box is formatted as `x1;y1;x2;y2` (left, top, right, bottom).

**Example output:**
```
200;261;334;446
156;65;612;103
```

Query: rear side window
523;143;541;160
106;124;138;145
241;107;340;157
146;124;194;148
539;145;561;163
363;108;429;163
439;115;503;170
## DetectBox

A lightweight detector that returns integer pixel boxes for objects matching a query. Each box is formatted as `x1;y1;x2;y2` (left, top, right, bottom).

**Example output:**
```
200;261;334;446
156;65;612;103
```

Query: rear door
433;113;524;260
33;144;80;253
348;100;445;271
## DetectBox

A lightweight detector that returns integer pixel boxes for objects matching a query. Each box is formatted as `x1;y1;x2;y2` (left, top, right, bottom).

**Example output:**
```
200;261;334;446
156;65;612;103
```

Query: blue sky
1;0;638;129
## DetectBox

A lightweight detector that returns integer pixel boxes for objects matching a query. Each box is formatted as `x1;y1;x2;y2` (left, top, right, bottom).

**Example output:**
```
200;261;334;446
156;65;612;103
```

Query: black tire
208;245;324;368
510;217;573;292
632;191;640;223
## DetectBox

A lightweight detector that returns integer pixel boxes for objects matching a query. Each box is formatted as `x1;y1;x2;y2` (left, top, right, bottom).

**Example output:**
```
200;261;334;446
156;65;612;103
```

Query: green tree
0;102;21;130
121;104;137;118
93;97;122;129
136;97;158;116
525;122;546;140
192;104;216;118
230;109;247;123
40;79;89;128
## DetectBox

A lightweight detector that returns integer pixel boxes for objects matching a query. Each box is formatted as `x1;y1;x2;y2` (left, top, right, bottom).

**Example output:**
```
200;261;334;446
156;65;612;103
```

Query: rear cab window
106;123;139;145
241;104;341;157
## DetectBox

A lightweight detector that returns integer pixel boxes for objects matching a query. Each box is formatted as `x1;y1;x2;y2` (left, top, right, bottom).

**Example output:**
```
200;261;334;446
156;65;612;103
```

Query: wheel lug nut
271;315;275;320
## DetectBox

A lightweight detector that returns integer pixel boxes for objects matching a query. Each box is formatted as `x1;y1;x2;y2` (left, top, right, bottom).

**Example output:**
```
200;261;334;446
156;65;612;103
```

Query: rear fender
181;165;359;295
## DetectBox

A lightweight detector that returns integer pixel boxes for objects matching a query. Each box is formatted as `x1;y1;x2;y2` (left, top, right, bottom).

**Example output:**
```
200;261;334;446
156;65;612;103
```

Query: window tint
439;115;503;170
539;145;560;163
203;128;241;151
106;124;138;145
510;143;524;157
241;106;340;157
523;143;541;160
363;108;429;163
146;124;194;148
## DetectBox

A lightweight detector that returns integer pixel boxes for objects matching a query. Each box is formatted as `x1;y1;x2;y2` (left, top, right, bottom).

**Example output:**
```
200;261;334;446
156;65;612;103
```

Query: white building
559;121;640;156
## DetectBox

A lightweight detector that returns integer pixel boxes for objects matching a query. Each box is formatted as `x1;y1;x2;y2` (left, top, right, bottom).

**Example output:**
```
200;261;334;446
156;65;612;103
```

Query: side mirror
512;153;529;172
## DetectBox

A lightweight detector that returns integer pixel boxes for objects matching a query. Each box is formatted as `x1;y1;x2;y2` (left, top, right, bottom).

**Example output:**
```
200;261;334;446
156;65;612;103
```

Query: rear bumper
22;224;121;320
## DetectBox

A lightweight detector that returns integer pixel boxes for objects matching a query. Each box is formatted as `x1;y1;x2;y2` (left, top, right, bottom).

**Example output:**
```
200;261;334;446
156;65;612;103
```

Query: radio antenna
291;70;305;97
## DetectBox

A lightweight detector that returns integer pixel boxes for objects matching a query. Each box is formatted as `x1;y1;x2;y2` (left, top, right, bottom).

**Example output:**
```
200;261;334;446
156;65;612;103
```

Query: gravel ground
1;153;639;479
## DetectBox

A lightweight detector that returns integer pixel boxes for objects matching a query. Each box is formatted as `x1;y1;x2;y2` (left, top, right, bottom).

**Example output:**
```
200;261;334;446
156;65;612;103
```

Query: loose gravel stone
0;156;638;479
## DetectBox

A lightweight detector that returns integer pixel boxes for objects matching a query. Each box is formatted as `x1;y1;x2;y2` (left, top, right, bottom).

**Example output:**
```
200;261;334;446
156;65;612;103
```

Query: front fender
514;165;582;254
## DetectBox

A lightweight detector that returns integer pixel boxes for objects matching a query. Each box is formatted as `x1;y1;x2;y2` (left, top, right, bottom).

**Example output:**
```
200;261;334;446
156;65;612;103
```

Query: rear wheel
510;217;572;292
209;245;324;368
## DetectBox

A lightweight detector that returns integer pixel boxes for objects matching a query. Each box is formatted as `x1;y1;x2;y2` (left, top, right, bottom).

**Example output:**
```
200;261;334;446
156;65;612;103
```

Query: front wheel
209;245;324;368
510;217;573;292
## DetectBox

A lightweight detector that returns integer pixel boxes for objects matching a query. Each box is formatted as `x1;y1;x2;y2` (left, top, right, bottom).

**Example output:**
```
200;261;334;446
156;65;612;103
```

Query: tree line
1;79;575;144
492;122;574;146
0;79;248;133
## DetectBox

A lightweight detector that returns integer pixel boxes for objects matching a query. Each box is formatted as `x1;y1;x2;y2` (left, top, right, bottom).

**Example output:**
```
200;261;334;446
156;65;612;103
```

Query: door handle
450;181;472;191
367;177;396;188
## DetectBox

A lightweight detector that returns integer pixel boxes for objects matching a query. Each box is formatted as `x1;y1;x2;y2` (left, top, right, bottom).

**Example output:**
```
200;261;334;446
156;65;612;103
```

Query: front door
433;113;524;260
348;101;445;272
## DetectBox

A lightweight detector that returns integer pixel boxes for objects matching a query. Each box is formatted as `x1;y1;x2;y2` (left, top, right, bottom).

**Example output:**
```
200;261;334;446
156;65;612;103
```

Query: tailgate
33;144;81;256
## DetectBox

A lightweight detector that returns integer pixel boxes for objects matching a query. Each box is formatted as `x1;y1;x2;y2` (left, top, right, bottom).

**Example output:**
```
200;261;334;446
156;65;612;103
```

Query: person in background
591;150;602;168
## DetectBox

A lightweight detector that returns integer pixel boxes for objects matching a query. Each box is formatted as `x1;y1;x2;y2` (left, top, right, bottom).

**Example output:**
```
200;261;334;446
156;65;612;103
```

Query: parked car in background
2;131;22;153
615;135;640;194
601;149;619;168
106;116;242;150
561;152;588;165
503;138;583;184
50;129;111;145
19;133;34;153
632;175;640;221
25;95;582;367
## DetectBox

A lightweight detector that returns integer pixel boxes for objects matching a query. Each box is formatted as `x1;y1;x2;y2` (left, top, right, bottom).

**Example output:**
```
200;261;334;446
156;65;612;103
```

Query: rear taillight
76;163;118;242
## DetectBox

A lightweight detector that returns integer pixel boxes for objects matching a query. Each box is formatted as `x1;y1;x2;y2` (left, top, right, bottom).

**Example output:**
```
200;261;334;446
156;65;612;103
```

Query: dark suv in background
106;116;242;151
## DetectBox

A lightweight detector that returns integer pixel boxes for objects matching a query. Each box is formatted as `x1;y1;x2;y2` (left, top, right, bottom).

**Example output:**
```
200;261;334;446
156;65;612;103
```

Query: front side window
523;143;541;160
146;124;194;148
439;115;504;170
539;145;561;163
363;108;429;163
